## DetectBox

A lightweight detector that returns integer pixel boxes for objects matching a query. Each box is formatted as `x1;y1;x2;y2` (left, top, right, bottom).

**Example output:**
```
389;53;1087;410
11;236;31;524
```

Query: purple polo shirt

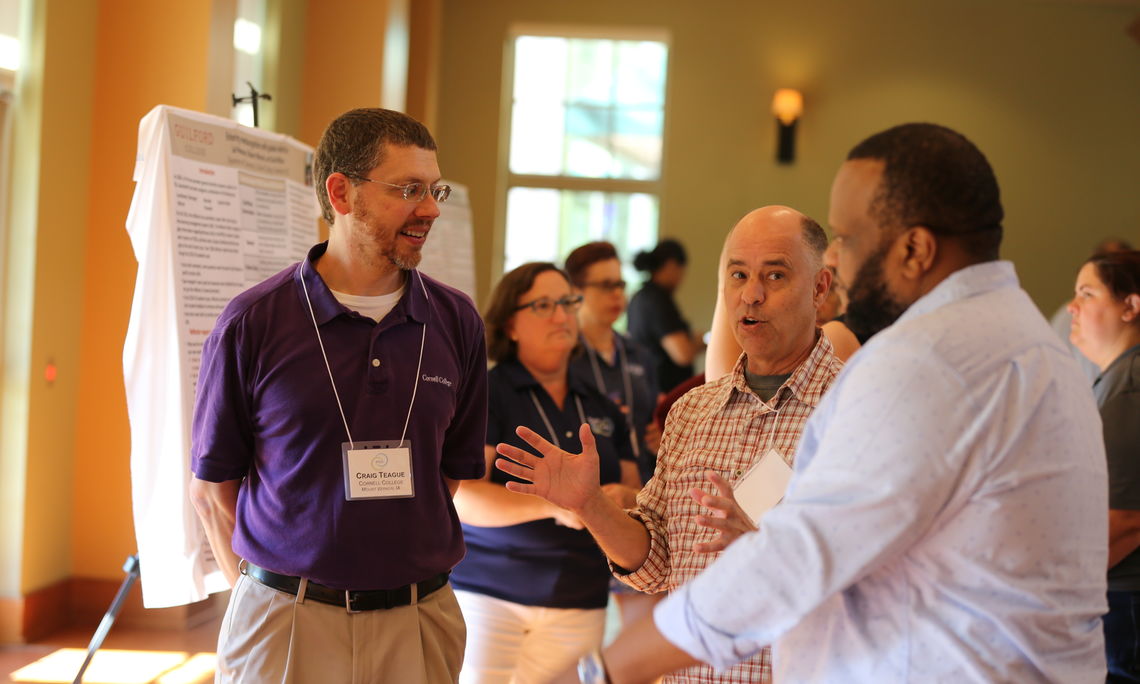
191;242;487;590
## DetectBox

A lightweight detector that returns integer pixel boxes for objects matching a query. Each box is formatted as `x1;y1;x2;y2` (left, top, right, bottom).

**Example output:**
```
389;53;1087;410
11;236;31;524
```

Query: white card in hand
732;448;794;526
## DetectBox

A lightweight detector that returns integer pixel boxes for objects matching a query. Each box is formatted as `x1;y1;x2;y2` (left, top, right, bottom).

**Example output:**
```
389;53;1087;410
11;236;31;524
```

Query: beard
350;203;428;271
844;242;909;342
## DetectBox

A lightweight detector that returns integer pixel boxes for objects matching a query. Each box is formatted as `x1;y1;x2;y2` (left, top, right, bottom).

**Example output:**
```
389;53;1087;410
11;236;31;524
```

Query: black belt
241;561;449;612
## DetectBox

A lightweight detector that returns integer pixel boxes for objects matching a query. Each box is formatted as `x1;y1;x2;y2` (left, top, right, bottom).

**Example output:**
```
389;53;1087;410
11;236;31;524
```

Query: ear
812;266;833;308
1123;293;1140;323
326;172;354;218
896;226;938;281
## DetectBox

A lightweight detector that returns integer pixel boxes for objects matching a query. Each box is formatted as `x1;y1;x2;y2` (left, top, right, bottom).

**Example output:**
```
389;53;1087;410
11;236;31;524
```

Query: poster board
419;182;476;300
124;105;319;607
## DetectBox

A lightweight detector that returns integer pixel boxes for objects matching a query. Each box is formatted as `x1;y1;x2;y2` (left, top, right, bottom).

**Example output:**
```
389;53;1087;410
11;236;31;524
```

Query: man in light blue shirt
551;123;1108;683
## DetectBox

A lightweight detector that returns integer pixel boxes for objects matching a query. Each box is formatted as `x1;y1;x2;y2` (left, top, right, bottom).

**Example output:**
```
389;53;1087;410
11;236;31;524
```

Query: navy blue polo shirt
569;332;660;483
627;280;693;393
450;359;634;609
191;242;487;591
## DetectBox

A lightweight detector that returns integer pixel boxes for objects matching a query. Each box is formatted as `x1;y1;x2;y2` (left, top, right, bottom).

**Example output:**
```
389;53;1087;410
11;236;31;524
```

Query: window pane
615;41;667;106
612;108;663;179
566;39;613;106
509;34;667;180
514;36;567;103
504;187;657;275
564;104;612;177
504;188;562;271
510;102;565;175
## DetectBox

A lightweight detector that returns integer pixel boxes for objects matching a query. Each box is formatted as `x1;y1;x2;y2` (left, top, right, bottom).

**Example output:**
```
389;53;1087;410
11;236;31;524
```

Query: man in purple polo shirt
189;108;488;683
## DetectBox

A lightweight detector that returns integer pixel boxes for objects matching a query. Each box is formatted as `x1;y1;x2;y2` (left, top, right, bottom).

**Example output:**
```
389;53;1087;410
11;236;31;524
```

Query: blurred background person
565;241;662;482
564;241;665;629
1053;237;1133;381
1068;249;1140;681
451;262;640;683
628;239;704;394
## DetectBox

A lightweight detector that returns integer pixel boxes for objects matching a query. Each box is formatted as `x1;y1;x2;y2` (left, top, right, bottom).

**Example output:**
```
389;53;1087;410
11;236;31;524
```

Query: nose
415;192;441;219
741;276;766;305
1067;298;1078;318
551;301;571;323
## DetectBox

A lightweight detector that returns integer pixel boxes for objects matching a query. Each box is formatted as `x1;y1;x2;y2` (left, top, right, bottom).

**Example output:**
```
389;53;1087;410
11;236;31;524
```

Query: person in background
628;239;704;393
565;241;662;482
564;241;665;629
1053;237;1134;382
450;262;640;683
1068;249;1140;682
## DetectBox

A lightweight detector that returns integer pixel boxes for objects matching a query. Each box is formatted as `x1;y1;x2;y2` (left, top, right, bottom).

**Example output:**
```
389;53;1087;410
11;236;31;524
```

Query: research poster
124;105;477;608
124;105;318;607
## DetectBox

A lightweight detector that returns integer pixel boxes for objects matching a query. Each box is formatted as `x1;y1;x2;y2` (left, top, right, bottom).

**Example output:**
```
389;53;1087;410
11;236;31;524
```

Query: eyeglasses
583;279;626;293
514;294;584;318
347;175;451;203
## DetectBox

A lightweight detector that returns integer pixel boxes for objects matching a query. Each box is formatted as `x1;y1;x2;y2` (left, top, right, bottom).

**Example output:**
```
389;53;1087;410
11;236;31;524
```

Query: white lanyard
299;260;428;448
584;334;640;457
528;390;586;450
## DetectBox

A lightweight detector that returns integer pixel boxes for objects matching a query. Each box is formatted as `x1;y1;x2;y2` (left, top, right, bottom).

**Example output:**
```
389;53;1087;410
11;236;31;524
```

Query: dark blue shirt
569;332;659;483
627;280;693;393
450;359;634;609
191;242;487;590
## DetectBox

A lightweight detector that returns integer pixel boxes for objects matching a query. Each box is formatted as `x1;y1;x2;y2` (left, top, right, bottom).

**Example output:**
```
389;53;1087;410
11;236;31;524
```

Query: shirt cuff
653;581;739;671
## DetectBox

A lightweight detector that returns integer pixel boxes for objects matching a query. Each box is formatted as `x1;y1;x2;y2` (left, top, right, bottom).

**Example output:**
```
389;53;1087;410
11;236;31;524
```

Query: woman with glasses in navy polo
564;241;666;635
451;262;640;684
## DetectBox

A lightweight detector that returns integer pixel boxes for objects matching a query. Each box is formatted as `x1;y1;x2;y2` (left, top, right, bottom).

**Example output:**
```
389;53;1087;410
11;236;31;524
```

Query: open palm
494;423;601;513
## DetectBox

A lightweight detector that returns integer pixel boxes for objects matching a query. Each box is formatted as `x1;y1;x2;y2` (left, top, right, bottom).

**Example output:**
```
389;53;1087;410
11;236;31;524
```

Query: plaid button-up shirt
616;332;843;683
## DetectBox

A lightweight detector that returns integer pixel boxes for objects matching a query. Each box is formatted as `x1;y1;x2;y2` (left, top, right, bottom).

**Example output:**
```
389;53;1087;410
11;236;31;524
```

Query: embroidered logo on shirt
422;374;454;388
587;416;615;438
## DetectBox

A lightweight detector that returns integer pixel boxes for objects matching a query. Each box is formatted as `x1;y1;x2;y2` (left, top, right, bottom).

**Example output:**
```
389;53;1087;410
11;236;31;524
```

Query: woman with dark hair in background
563;241;665;629
627;239;703;394
564;241;662;482
451;262;640;683
1067;249;1140;682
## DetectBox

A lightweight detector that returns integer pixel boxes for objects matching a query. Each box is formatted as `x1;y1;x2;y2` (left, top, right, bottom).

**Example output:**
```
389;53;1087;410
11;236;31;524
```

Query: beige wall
435;0;1140;329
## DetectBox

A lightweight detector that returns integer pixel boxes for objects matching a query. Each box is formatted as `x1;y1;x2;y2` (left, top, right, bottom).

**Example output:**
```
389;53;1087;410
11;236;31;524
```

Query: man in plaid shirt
496;204;844;683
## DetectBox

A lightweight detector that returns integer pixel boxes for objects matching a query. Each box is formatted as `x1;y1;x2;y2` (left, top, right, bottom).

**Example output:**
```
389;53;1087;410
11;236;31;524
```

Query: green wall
436;0;1140;332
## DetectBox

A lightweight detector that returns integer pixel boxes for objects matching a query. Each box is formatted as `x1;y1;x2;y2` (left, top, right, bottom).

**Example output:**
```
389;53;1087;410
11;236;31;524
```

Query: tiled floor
1;613;223;684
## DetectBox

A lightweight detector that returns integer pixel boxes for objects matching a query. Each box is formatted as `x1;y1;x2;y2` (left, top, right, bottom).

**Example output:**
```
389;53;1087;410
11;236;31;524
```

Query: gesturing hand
495;423;602;514
690;470;757;554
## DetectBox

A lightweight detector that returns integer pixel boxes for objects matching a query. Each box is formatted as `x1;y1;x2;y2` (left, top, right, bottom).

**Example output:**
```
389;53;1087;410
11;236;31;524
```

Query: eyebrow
726;257;793;269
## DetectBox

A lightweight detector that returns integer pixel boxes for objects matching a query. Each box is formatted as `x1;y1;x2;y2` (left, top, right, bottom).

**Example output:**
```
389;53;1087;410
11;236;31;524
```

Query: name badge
342;440;415;501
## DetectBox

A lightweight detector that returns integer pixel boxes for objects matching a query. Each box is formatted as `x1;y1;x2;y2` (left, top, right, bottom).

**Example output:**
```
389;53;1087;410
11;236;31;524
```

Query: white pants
454;589;606;684
216;572;466;683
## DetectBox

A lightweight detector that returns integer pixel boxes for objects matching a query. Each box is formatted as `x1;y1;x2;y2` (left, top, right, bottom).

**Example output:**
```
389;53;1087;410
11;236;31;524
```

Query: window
502;27;669;282
231;0;266;127
0;0;20;349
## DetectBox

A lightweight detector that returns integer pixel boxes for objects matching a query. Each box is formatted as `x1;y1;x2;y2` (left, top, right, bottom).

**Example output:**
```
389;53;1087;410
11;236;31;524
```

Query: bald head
724;206;828;269
721;205;832;375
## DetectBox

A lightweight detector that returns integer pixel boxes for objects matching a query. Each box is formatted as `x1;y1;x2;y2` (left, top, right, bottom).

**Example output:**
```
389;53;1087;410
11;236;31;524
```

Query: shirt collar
722;330;837;410
896;260;1018;326
293;241;431;326
500;357;593;397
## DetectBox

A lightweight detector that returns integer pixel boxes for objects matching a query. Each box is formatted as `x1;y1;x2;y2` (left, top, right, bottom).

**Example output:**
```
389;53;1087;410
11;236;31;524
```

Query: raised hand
495;423;602;513
690;470;757;554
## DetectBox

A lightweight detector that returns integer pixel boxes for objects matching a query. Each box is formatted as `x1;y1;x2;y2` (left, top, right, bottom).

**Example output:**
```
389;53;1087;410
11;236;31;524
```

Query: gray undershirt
744;369;791;402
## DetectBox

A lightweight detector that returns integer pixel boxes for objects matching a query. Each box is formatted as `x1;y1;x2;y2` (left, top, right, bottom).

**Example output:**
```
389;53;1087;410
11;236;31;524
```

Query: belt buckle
345;590;362;614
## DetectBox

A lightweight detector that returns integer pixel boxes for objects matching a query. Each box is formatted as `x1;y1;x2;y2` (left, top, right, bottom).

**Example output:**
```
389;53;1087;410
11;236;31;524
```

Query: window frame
493;23;671;279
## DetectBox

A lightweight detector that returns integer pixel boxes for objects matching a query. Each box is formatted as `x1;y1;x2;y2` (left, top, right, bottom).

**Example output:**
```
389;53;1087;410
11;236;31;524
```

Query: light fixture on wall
772;88;803;164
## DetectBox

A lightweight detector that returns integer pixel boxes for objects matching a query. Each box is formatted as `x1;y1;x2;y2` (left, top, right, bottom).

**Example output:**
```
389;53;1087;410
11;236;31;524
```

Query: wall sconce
772;88;803;164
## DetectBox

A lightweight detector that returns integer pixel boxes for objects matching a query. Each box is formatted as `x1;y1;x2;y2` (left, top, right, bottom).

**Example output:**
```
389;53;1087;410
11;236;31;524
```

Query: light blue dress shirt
655;261;1108;682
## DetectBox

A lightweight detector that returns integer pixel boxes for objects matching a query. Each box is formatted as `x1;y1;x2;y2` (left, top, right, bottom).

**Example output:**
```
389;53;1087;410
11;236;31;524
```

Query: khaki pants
216;572;466;683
